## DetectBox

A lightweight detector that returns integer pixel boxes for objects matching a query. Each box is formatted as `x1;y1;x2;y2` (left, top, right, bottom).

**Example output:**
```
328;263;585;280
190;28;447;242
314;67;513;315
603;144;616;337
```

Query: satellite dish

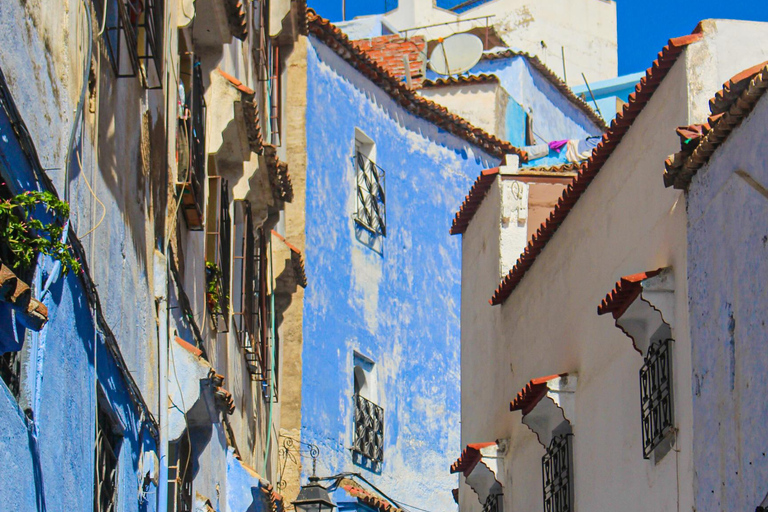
428;33;484;76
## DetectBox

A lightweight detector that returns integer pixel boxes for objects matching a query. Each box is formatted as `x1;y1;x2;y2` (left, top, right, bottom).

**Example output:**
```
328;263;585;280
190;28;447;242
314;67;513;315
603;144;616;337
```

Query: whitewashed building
452;19;768;512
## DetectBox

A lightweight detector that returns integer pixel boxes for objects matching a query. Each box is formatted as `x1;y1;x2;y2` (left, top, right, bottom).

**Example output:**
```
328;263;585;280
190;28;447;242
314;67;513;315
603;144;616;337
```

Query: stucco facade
454;19;768;512
0;0;306;509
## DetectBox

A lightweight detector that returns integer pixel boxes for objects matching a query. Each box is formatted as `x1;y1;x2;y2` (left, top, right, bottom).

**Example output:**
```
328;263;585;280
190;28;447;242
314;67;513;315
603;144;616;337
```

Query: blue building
280;11;608;512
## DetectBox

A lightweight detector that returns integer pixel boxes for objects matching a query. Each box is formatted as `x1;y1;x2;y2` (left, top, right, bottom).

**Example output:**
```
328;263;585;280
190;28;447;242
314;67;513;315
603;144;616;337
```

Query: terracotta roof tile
450;442;497;475
224;0;248;41
482;50;607;130
421;74;499;88
263;144;293;202
664;61;768;189
261;483;285;512
175;336;203;357
353;35;426;88
510;374;567;415
306;10;526;162
0;262;48;331
450;168;499;235
489;32;703;305
518;162;582;175
271;230;307;288
217;69;264;154
452;488;459;504
342;484;403;512
596;269;663;319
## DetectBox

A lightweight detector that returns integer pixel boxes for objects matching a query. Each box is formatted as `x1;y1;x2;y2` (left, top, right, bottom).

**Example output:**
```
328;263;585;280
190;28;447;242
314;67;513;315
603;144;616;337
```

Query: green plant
205;261;223;314
0;191;81;275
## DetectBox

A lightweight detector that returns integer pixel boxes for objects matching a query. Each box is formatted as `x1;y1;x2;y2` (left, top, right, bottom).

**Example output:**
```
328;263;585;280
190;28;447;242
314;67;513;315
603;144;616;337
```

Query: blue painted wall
572;71;644;123
300;37;499;512
0;89;157;511
686;96;768;511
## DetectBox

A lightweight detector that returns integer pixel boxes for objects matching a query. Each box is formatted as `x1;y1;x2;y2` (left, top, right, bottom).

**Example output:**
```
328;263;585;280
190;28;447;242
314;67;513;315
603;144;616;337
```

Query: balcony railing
542;434;572;512
353;394;384;464
640;338;674;458
354;152;386;237
177;57;206;230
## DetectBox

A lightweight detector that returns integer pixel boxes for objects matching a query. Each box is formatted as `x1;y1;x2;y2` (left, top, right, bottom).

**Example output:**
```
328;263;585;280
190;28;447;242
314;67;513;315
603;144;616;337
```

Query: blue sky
307;0;768;74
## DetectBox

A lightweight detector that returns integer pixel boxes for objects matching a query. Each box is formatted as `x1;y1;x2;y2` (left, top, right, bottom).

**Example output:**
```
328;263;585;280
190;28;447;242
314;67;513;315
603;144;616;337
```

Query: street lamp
292;476;336;512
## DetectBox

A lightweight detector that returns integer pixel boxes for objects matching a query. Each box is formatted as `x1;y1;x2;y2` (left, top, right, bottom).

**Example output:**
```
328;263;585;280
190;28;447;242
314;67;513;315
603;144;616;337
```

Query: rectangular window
353;131;386;237
482;494;502;512
176;53;206;230
542;434;572;512
0;351;21;399
204;175;231;330
94;401;122;512
233;201;263;380
353;393;384;464
93;0;163;86
640;337;674;459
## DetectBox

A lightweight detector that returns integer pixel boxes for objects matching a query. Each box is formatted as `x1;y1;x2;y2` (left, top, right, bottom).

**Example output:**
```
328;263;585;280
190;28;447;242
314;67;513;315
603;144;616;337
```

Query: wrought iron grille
0;351;21;398
219;180;232;323
354;152;386;237
542;434;572;512
483;494;501;512
95;406;121;512
353;393;384;463
96;0;140;78
640;338;674;458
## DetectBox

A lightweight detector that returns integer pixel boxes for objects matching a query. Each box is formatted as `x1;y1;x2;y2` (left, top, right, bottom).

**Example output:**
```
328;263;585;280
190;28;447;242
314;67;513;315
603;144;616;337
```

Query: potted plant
205;261;223;314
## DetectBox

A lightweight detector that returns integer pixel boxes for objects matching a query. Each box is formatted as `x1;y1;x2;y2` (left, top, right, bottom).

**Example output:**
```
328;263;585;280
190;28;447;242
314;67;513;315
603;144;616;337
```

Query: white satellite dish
428;32;484;76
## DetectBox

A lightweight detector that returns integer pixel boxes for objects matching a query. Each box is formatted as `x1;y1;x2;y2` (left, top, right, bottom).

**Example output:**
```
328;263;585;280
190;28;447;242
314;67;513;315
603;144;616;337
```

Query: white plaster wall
686;91;768;512
459;52;694;512
420;82;509;139
384;0;617;85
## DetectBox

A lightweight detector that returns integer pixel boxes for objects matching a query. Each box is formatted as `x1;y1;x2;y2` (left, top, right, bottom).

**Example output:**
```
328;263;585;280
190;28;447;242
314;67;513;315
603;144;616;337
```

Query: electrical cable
64;0;94;204
74;149;106;238
96;0;109;37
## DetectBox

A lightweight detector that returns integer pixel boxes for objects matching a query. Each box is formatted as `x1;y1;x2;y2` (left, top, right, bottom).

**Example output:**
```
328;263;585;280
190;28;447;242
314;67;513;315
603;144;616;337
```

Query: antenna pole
342;0;346;21
561;46;567;84
581;72;604;121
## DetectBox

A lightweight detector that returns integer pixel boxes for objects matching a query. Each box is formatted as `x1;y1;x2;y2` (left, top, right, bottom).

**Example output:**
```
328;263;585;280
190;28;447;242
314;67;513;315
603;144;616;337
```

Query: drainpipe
155;251;170;512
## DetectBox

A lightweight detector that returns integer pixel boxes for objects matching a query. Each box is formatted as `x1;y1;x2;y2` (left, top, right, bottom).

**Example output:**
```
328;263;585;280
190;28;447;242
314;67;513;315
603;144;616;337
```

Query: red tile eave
342;484;402;512
271;230;302;256
175;336;203;357
510;374;565;415
421;74;500;88
596;269;663;320
450;168;500;235
217;69;255;96
306;10;526;162
489;32;703;306
450;441;496;475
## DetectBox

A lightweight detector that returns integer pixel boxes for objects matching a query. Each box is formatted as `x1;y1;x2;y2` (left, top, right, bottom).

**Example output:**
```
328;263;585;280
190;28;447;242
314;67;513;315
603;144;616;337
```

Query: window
483;494;502;512
640;337;674;459
352;355;383;465
0;351;21;399
95;401;122;512
353;131;386;237
176;53;206;230
94;0;164;86
168;433;193;512
542;434;572;512
204;175;231;329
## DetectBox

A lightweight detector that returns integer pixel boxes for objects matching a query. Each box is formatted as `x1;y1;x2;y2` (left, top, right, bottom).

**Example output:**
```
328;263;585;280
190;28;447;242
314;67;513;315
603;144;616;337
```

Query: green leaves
205;261;224;314
0;191;81;275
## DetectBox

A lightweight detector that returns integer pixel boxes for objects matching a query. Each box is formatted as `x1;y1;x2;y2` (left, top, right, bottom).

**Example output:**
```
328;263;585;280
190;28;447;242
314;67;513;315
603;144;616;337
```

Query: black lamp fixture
291;442;336;512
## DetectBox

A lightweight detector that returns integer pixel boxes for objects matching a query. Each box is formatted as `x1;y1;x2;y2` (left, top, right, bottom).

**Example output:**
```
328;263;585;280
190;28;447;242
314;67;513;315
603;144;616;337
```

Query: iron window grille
483;494;502;512
168;434;193;512
0;351;21;399
205;177;231;330
95;404;122;512
353;393;384;464
354;152;386;237
94;0;163;86
177;57;206;230
542;434;573;512
640;338;674;458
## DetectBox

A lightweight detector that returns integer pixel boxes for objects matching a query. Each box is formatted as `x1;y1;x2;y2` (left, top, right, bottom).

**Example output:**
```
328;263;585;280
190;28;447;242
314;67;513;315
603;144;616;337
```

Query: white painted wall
383;0;617;85
456;18;768;512
420;82;509;139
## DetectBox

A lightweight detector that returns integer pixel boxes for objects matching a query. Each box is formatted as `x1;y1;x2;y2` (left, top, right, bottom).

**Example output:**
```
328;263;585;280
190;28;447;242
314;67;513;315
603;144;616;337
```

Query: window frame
640;337;675;459
95;397;123;512
352;393;384;465
353;132;386;237
541;433;573;512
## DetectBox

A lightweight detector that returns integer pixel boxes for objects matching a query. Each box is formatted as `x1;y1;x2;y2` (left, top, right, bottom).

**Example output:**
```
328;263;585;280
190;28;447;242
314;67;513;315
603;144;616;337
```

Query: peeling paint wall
686;90;768;512
300;35;499;511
